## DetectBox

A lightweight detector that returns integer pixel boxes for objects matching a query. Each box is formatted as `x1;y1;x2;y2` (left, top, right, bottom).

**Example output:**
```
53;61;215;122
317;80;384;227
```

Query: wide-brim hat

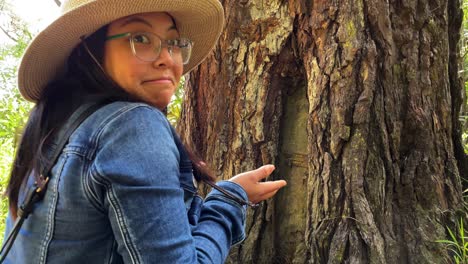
18;0;224;102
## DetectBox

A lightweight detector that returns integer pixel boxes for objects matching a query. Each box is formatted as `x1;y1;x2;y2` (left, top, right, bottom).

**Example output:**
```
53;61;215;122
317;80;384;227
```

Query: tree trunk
178;0;467;263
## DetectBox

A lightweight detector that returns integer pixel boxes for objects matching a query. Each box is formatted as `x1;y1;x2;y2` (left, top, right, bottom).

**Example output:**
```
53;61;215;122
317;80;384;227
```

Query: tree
178;0;467;263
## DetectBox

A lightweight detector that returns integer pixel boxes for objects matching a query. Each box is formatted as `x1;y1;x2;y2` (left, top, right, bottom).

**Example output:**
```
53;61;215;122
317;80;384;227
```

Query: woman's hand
229;165;287;204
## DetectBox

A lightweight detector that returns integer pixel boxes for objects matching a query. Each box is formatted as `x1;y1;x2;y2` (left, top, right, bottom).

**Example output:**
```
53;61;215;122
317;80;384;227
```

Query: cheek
103;45;120;81
104;46;142;85
174;64;183;82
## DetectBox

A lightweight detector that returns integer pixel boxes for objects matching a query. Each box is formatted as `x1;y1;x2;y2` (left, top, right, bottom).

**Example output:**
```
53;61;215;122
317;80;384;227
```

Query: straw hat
17;0;224;102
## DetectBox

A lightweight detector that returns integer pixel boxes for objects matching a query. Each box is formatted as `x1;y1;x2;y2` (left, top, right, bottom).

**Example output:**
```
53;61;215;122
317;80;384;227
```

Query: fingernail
266;164;275;172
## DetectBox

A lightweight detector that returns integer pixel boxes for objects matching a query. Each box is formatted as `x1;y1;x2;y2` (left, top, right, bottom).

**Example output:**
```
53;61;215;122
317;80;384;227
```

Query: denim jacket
3;101;247;263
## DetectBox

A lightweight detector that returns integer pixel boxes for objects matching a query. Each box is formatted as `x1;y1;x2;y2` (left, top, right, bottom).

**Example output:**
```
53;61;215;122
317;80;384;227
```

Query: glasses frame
106;32;193;65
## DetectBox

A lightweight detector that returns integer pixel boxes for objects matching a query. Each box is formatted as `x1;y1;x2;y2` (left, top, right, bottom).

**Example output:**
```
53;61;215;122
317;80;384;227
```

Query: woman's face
103;12;183;110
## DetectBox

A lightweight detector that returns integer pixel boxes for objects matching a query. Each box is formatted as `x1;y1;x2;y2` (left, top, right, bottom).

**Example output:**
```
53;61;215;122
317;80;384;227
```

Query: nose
152;47;173;68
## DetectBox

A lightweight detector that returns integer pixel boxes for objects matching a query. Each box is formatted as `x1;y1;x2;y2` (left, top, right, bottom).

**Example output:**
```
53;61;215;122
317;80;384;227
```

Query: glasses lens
178;38;192;65
130;32;161;62
130;32;192;64
167;38;192;65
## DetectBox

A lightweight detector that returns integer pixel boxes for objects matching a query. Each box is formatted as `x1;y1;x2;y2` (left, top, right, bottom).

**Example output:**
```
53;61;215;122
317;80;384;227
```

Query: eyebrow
119;17;178;32
120;17;153;29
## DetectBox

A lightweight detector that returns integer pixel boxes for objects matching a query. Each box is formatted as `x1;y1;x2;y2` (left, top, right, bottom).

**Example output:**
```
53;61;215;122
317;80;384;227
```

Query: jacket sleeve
89;105;247;264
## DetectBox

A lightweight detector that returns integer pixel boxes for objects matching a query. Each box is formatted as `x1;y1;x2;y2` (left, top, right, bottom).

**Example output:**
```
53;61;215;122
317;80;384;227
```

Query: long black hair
6;24;216;217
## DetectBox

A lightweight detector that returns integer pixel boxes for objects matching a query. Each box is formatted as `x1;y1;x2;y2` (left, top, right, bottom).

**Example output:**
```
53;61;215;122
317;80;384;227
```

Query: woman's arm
89;105;246;263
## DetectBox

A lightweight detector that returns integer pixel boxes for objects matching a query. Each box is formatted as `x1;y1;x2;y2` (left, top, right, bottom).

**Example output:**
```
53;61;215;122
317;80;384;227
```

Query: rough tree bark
178;0;467;263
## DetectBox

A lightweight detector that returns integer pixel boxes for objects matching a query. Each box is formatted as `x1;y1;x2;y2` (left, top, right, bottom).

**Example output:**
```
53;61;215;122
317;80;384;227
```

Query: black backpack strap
0;100;109;263
38;101;107;190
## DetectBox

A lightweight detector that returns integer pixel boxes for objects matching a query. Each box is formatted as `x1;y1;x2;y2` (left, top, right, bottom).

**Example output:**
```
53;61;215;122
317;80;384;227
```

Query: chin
152;101;170;111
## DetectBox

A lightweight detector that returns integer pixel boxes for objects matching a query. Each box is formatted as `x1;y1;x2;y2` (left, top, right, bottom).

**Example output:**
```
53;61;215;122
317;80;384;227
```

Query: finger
257;180;287;194
253;165;276;182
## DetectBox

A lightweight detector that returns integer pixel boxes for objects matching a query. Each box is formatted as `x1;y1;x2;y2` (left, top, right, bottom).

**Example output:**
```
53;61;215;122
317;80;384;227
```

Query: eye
168;38;191;48
166;39;179;46
131;33;152;44
177;38;191;48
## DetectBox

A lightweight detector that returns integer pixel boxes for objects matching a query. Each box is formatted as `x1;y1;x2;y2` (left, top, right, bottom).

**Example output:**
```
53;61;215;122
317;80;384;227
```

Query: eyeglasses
106;32;193;65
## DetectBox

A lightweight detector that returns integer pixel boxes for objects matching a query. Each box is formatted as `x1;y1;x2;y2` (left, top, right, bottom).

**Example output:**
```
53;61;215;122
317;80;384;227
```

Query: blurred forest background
0;0;466;262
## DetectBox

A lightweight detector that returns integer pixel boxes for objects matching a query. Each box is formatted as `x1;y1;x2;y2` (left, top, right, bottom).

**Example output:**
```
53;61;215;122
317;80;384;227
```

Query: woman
2;0;286;263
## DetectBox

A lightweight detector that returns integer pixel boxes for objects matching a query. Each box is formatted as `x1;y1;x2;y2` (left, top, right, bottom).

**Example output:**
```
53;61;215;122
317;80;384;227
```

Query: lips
142;77;174;85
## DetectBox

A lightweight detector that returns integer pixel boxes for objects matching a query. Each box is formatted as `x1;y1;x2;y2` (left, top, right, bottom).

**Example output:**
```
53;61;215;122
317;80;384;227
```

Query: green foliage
0;2;33;235
166;77;185;126
464;131;468;154
0;93;30;234
437;217;468;264
461;1;468;154
0;96;31;234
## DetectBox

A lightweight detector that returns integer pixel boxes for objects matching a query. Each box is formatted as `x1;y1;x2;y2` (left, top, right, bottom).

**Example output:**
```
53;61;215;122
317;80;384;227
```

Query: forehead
110;12;176;29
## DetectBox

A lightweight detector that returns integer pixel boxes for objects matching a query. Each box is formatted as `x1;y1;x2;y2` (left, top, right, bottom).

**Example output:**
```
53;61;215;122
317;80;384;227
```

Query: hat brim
18;0;224;102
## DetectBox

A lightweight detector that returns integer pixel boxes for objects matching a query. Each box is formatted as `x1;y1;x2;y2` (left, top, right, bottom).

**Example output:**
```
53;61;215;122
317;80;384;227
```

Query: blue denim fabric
3;102;247;263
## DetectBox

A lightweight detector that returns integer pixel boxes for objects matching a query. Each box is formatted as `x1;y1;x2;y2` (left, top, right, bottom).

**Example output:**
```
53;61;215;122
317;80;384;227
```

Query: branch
53;0;61;7
0;24;18;42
